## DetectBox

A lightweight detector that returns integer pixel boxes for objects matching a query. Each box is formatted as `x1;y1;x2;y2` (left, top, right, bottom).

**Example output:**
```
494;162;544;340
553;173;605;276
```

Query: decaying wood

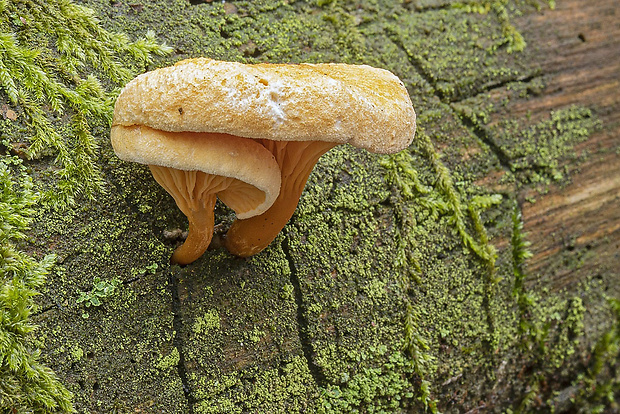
12;0;618;412
516;0;619;292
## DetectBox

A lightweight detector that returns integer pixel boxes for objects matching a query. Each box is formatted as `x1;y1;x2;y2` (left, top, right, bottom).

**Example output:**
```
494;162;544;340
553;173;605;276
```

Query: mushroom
109;125;281;265
111;58;415;259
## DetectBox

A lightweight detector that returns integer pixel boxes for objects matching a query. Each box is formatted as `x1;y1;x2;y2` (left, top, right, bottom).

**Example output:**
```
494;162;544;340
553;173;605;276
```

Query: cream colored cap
112;58;416;154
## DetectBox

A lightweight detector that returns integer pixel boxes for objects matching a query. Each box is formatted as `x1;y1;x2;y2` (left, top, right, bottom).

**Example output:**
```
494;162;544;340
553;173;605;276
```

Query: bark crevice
281;234;328;387
168;270;197;413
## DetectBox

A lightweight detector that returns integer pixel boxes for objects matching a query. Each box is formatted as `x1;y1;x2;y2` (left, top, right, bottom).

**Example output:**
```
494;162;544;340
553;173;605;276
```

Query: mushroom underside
221;139;337;257
150;165;268;265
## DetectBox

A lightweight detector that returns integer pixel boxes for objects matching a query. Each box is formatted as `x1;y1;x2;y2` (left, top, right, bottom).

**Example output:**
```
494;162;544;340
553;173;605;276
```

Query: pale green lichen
493;106;601;185
156;347;180;371
319;347;420;413
193;309;221;335
193;356;320;414
453;0;555;53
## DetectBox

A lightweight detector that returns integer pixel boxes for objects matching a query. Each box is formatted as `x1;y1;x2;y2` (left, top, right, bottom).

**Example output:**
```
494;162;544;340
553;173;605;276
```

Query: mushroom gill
150;167;266;265
110;125;281;265
222;140;336;257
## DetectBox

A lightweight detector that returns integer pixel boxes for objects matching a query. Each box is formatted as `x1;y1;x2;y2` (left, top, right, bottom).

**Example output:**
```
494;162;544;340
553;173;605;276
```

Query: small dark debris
10;142;29;159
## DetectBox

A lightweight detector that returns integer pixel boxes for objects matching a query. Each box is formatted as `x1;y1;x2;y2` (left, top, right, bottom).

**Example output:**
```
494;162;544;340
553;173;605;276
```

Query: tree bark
22;0;619;412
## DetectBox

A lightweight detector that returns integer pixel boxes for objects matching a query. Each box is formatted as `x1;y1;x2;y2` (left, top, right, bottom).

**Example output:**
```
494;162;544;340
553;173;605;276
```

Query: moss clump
0;0;170;207
0;156;73;412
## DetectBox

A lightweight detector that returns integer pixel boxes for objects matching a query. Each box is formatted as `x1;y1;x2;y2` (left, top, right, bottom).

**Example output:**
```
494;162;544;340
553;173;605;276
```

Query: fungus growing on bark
109;125;281;265
111;58;415;260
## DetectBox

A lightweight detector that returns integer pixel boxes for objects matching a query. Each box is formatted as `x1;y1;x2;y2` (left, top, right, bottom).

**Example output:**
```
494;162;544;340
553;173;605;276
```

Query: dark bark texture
2;0;617;412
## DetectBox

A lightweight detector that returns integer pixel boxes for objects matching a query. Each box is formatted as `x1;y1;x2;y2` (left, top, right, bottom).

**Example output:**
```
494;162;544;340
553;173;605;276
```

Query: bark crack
386;29;447;102
455;109;514;172
168;270;196;413
451;73;540;104
33;304;58;316
281;234;328;387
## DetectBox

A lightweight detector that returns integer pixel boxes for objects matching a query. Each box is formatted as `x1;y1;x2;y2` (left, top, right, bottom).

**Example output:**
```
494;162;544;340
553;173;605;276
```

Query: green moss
388;7;524;101
247;326;267;344
68;347;83;362
508;290;617;413
378;124;504;407
0;0;170;207
0;12;185;397
0;156;73;412
17;153;185;410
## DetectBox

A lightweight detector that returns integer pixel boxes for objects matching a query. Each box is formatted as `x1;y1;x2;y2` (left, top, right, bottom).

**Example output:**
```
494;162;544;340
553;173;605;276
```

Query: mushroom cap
112;58;416;154
111;125;281;219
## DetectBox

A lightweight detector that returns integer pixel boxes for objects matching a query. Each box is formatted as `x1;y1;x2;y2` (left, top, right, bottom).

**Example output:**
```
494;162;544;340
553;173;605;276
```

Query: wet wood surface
504;0;619;292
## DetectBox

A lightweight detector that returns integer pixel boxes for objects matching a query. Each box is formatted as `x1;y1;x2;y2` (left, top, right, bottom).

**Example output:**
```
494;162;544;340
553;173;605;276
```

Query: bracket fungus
111;58;415;263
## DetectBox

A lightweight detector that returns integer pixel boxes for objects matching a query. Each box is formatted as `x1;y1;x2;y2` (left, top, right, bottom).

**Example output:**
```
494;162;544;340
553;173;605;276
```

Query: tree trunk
15;0;619;412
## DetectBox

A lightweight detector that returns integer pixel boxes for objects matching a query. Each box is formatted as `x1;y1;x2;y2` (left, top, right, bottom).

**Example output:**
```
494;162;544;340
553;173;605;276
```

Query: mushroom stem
150;165;232;265
222;140;337;257
170;200;216;265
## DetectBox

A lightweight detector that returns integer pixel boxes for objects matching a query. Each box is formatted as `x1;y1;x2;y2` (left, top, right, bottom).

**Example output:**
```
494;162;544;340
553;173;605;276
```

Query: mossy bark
2;0;617;412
